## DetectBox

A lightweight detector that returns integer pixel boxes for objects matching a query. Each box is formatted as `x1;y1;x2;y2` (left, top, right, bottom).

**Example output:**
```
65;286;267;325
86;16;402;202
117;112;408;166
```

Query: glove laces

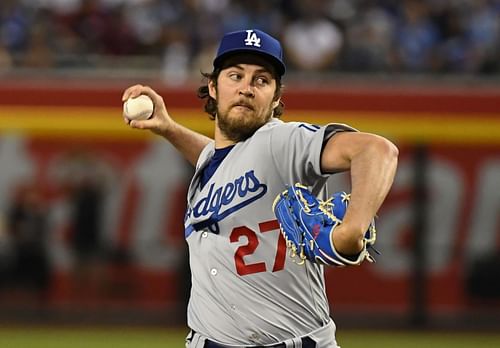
318;192;350;225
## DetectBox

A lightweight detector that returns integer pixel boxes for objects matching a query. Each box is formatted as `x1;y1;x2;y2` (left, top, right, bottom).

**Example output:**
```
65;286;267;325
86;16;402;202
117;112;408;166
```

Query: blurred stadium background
1;0;500;347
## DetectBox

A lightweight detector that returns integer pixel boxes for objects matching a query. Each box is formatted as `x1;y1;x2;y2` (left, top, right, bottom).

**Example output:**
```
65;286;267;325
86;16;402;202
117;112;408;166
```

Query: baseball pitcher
122;29;398;348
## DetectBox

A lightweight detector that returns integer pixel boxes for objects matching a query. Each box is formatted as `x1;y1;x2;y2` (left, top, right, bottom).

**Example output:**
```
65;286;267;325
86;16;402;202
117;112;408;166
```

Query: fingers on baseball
122;84;144;101
131;117;159;130
129;120;146;129
122;85;167;115
123;84;155;101
144;88;167;111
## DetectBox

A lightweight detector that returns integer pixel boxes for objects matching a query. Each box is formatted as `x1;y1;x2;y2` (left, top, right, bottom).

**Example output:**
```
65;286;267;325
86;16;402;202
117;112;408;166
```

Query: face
209;63;279;142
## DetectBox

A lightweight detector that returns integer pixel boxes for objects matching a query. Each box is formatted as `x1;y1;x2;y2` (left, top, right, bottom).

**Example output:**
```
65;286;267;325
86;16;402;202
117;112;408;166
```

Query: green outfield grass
1;327;500;348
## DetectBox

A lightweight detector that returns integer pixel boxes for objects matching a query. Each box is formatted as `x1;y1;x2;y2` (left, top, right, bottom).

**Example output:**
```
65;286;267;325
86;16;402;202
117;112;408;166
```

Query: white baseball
123;95;154;121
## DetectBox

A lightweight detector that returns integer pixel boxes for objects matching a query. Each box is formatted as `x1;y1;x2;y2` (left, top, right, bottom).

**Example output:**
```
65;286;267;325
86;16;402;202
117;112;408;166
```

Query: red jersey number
230;219;286;276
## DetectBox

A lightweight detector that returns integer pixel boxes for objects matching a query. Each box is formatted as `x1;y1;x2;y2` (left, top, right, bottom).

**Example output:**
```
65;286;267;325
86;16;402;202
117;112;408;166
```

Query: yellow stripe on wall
0;106;499;144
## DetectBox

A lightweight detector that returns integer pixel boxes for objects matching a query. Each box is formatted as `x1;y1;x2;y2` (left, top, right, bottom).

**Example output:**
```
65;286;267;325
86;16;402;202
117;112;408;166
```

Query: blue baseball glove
272;183;377;266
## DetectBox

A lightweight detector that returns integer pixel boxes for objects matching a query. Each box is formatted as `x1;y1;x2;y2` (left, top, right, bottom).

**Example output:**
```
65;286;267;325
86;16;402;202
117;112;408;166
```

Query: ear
208;80;217;99
272;99;281;109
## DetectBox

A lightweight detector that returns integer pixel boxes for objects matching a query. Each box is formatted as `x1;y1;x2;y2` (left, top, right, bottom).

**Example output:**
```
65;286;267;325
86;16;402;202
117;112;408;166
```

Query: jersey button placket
202;231;208;238
210;268;218;276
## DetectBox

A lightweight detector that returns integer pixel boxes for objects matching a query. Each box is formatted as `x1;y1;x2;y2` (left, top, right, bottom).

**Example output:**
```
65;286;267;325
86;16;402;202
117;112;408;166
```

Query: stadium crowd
1;0;499;80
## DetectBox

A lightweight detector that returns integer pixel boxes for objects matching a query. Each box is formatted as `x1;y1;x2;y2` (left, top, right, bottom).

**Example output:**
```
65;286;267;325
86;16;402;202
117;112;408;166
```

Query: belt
204;336;317;348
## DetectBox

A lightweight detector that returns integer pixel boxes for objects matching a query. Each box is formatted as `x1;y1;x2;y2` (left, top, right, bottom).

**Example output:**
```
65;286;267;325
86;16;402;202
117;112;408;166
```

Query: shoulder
252;119;357;143
258;118;314;135
248;119;306;148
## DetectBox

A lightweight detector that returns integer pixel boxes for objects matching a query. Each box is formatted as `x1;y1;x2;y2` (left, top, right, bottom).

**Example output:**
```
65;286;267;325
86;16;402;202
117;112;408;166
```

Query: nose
239;89;254;98
239;80;255;98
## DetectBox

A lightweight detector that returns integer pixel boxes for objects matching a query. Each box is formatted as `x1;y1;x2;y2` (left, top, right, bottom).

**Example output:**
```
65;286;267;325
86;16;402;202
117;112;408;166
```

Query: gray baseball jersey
184;118;354;347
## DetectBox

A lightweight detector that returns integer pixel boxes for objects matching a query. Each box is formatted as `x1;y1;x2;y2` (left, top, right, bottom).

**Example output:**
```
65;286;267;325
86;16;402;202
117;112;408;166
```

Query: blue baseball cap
213;29;286;76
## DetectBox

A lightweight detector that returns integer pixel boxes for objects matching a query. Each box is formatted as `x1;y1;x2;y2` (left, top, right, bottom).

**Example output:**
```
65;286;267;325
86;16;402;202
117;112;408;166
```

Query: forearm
325;135;398;255
161;122;213;167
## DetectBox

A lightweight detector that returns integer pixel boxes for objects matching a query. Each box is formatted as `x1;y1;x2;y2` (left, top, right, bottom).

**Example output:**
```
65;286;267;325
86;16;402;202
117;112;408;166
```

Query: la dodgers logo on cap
213;29;286;76
244;30;261;47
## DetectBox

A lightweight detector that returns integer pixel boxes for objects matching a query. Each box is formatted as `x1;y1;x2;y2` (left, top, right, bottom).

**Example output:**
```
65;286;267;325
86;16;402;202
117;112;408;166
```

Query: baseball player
122;29;398;348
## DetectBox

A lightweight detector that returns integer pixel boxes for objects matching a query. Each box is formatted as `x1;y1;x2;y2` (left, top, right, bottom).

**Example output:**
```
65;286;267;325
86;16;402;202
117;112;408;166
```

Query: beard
216;103;274;142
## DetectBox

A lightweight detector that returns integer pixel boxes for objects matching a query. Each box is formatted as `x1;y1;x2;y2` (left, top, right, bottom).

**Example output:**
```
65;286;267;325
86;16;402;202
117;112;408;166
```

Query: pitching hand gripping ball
123;95;154;121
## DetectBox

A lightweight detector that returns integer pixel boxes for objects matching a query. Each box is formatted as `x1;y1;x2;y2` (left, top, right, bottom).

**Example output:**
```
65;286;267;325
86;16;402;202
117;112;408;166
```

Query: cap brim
214;48;286;76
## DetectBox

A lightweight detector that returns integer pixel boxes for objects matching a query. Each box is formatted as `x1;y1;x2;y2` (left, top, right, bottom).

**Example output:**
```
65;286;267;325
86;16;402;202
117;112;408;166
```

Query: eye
255;76;269;86
228;72;242;81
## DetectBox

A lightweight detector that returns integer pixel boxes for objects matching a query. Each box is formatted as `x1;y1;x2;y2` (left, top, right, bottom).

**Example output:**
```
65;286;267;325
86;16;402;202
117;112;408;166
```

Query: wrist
331;224;364;255
156;118;174;137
